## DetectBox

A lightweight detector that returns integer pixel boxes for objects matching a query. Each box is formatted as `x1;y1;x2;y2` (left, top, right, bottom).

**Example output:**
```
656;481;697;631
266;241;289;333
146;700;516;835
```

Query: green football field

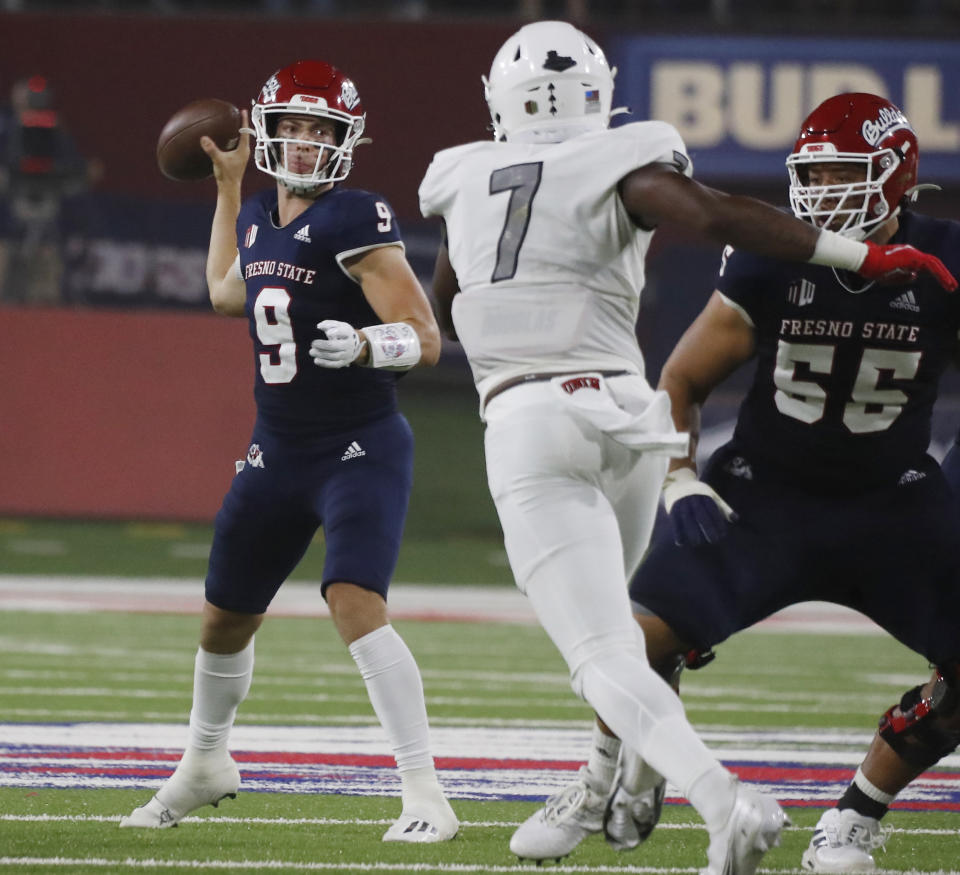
1;557;958;873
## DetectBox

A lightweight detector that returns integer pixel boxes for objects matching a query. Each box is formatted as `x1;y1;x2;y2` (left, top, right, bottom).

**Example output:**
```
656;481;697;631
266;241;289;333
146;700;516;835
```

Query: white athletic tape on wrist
661;466;735;519
361;322;421;370
809;230;868;271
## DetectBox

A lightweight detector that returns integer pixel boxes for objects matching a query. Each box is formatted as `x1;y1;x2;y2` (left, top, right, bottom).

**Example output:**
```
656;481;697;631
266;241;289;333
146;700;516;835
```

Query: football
156;98;242;181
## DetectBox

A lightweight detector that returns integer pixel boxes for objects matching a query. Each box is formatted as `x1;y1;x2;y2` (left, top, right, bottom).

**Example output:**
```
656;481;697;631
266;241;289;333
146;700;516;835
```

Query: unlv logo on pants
560;376;600;394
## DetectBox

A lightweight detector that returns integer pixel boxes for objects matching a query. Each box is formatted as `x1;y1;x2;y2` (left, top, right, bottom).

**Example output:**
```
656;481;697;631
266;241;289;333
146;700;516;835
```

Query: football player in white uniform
418;20;956;872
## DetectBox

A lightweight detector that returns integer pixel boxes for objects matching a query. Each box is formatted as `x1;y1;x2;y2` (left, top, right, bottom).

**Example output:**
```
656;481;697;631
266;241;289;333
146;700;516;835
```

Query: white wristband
360;322;421;370
809;230;868;271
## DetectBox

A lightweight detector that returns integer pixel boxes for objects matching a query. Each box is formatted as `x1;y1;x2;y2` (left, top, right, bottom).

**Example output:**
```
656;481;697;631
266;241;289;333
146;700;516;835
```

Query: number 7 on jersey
489;162;543;282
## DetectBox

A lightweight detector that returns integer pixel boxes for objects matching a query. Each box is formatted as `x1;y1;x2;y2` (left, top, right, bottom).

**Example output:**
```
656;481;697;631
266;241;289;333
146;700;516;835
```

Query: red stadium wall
0;12;519;221
0;13;525;520
0;307;255;520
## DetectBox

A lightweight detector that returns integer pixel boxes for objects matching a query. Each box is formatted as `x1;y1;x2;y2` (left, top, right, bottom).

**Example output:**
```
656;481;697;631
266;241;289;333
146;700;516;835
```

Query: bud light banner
606;36;960;182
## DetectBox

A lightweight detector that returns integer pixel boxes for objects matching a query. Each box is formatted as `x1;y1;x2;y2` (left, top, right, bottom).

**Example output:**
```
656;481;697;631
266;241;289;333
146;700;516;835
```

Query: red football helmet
786;93;918;240
251;60;365;193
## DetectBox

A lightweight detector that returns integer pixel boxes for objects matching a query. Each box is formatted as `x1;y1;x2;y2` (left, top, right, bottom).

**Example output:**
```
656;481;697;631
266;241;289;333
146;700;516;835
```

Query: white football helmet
483;21;615;143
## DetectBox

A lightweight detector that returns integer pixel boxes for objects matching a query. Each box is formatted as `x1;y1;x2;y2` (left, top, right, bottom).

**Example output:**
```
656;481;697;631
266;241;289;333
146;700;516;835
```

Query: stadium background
1;1;959;527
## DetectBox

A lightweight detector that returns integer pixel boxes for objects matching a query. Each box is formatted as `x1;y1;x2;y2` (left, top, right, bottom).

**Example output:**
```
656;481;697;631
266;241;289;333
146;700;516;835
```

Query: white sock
853;766;895;805
685;765;737;833
620;744;663;795
187;640;254;753
641;714;736;832
349;625;435;774
572;652;732;822
398;765;446;811
585;723;621;792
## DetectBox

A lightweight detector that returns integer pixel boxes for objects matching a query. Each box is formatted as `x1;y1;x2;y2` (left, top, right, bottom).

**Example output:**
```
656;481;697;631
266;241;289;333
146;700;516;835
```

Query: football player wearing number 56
619;92;960;873
418;20;957;874
121;60;457;844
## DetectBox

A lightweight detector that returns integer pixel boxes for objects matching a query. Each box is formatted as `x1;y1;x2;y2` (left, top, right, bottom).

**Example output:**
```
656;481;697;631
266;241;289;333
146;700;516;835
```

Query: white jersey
419;121;691;404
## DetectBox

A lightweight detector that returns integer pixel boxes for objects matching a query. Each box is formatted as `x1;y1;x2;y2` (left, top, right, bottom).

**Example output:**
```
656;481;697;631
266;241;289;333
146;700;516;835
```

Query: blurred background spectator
0;74;101;303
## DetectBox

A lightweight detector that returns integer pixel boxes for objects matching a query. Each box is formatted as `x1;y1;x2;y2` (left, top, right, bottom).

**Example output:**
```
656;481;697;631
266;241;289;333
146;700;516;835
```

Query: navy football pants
205;412;413;614
630;443;960;668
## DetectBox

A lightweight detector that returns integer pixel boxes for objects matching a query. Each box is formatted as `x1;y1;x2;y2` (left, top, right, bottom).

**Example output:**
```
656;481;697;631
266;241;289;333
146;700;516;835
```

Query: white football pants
484;377;726;796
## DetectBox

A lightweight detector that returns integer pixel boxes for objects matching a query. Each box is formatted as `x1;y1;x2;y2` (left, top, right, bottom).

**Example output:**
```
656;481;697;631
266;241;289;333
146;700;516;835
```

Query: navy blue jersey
236;186;404;437
718;211;960;489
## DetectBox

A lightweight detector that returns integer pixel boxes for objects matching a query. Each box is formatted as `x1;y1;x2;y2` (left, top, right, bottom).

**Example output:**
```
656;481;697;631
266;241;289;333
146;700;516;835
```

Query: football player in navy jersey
120;60;458;843
537;93;960;871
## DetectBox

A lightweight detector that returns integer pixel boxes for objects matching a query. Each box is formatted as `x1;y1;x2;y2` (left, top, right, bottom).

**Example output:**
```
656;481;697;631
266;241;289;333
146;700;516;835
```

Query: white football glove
309;319;364;369
662;466;737;546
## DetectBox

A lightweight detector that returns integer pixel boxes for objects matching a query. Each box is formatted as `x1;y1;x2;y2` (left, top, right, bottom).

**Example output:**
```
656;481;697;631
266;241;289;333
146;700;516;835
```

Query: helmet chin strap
280;178;328;197
276;143;342;194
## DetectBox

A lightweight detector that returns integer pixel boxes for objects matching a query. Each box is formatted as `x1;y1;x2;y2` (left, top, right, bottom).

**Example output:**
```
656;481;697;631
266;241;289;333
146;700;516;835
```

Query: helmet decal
340;79;360;111
543;50;576;72
861;106;913;147
260;75;281;105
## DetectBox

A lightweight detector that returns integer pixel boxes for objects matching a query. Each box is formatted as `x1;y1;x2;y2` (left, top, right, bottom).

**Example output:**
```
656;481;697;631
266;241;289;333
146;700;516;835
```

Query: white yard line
2;814;957;836
7;722;931;760
2;722;957;804
0;575;884;633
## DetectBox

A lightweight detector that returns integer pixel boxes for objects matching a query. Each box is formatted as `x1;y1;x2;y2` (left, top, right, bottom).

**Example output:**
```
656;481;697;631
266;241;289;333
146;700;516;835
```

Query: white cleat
382;792;459;843
603;777;666;851
702;782;788;875
801;808;886;873
119;751;240;828
509;766;607;862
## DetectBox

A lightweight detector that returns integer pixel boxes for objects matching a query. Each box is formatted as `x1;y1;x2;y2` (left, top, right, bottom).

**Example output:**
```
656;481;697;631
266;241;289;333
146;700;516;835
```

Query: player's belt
484;369;631;407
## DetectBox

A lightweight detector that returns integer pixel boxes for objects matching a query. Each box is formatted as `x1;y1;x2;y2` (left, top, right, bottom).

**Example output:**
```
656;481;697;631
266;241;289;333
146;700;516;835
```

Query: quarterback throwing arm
203;117;438;374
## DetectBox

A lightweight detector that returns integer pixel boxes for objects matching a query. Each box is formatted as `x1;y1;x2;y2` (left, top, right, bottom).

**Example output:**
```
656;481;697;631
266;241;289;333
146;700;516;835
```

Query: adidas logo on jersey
293;224;312;243
341;441;366;461
890;290;919;312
